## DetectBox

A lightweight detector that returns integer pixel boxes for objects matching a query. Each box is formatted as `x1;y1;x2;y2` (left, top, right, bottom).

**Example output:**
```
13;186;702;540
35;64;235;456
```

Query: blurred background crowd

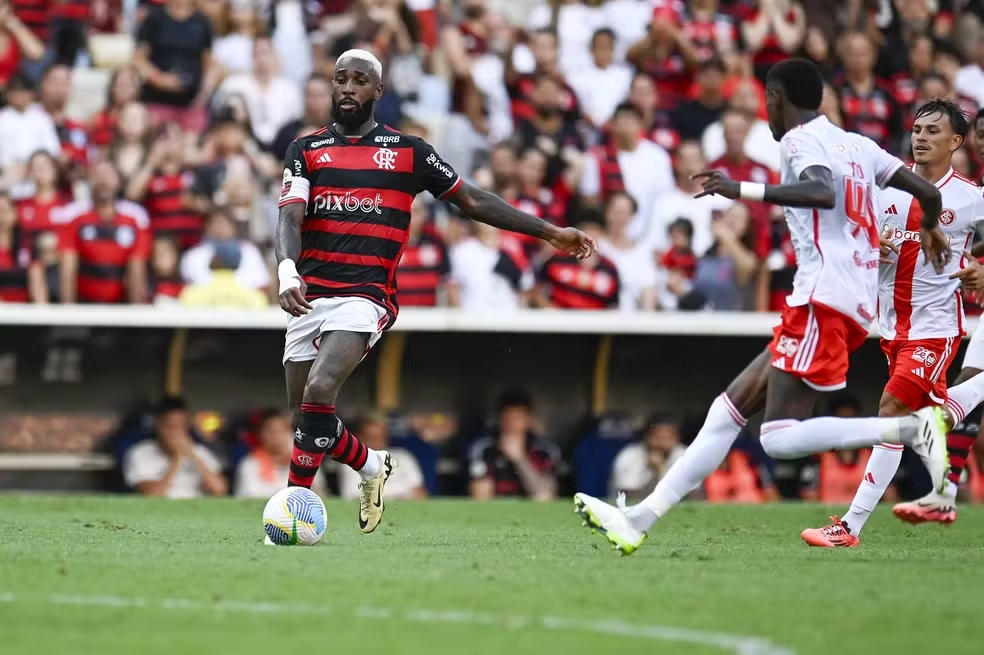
103;390;984;502
3;0;984;314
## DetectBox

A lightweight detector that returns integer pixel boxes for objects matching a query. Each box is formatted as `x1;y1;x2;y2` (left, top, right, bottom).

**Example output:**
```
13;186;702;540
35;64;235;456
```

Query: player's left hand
692;170;740;200
547;226;596;259
920;226;952;274
879;235;899;265
949;251;984;291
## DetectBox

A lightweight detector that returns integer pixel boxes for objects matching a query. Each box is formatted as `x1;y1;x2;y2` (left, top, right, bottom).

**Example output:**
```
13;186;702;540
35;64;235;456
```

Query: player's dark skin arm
445;182;594;256
694;165;836;208
275;202;313;316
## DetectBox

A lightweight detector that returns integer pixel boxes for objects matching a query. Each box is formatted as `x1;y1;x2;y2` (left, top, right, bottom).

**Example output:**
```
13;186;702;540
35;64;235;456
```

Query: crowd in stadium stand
2;0;984;314
109;390;984;501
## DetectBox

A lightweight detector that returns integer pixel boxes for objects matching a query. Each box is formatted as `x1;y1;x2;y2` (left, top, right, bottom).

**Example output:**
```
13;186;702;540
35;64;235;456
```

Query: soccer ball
263;487;327;546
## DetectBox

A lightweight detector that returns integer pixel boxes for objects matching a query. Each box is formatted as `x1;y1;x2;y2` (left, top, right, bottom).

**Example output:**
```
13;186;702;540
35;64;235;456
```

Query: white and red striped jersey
780;116;905;328
877;168;984;340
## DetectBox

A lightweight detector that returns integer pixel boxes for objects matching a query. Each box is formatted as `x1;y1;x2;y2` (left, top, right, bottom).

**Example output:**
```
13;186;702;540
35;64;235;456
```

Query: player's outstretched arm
275;202;313;316
692;165;835;208
886;166;949;272
445;182;596;259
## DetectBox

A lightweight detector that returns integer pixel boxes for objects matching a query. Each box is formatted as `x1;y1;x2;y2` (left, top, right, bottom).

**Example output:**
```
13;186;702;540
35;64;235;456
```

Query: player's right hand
949;251;984;291
919;226;951;274
279;279;313;317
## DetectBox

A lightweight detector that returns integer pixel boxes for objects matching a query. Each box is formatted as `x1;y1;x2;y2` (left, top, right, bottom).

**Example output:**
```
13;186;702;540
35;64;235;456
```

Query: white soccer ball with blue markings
263;487;327;546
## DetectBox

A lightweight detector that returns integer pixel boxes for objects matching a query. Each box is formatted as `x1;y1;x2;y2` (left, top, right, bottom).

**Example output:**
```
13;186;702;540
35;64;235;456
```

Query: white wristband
278;259;301;295
739;182;766;201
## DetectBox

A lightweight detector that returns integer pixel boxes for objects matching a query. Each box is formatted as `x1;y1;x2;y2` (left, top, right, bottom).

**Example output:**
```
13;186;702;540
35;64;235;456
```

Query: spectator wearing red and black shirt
125;131;202;249
88;68;142;150
396;197;455;307
733;0;807;82
708;110;778;227
468;390;559;501
681;0;739;64
881;32;935;113
507;29;581;125
11;0;49;43
534;218;619;310
39;64;88;171
672;56;728;141
627;7;700;109
626;72;680;152
0;191;44;302
835;32;902;154
148;236;184;303
505;147;569;261
17;150;68;254
512;73;585;189
60;161;150;304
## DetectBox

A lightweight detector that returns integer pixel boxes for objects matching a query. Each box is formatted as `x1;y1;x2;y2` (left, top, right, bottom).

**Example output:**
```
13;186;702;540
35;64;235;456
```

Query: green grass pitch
0;496;982;655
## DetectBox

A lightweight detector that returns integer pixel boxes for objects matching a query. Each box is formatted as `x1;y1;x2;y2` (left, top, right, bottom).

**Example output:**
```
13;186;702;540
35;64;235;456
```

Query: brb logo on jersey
373;148;398;170
312;191;383;214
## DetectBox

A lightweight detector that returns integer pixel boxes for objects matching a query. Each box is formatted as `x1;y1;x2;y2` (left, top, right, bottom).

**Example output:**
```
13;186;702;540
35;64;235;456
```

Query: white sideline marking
0;592;794;655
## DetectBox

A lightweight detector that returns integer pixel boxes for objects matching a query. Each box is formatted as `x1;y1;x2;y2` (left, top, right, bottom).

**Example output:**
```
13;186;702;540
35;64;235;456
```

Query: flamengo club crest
373;148;397;170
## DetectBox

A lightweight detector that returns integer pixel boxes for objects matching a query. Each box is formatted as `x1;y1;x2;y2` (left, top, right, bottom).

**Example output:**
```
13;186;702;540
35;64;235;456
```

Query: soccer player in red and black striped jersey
275;49;595;536
60;161;150;304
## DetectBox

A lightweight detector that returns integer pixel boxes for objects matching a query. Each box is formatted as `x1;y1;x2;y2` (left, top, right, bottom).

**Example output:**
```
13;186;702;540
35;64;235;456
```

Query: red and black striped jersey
395;234;450;307
0;239;31;302
835;77;903;153
62;211;150;303
88;110;116;148
144;170;202;249
11;0;50;42
53;116;89;168
50;0;88;21
17;194;68;254
538;253;619;310
278;124;462;323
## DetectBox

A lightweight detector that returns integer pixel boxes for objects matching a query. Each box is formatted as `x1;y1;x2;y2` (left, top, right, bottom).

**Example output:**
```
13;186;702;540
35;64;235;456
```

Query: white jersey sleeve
863;137;905;189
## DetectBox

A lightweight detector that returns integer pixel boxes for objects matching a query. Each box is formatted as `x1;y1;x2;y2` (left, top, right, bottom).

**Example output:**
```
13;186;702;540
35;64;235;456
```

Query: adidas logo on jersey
885;204;898;215
317;153;332;164
910;367;925;378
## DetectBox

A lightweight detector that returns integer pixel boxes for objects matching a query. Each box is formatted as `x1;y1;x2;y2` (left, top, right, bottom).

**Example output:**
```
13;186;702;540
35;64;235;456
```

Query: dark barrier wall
1;324;954;440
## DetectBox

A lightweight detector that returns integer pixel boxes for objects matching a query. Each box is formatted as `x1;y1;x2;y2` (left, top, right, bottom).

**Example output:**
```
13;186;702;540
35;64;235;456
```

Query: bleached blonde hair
336;49;383;79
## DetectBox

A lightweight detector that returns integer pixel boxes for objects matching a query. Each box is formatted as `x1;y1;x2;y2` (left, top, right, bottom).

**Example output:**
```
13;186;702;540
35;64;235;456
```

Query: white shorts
964;320;984;371
283;297;389;365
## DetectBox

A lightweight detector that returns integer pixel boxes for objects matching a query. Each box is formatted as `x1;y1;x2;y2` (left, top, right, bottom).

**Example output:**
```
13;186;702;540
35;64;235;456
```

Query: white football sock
759;415;918;459
841;444;904;536
943;479;959;501
944;373;984;426
358;448;382;480
627;394;746;532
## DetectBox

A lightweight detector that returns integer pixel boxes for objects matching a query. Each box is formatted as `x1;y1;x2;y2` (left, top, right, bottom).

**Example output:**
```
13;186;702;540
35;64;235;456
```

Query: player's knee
303;372;343;404
759;420;800;459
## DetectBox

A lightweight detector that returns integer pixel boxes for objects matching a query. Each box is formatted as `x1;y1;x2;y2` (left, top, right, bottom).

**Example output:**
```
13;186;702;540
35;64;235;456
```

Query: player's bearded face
332;95;375;130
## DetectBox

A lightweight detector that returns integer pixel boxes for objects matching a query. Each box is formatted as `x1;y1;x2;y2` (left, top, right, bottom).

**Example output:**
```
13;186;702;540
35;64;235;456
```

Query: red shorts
768;303;869;391
880;337;959;410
